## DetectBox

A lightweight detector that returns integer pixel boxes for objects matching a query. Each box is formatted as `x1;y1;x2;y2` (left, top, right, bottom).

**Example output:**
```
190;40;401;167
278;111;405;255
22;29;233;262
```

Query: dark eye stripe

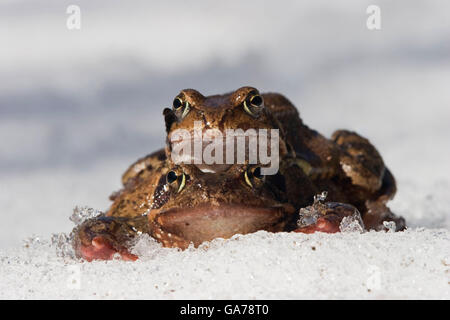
151;175;170;209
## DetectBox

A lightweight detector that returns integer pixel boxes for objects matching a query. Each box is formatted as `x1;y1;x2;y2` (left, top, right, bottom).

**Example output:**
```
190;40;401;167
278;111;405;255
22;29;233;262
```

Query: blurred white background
1;0;449;248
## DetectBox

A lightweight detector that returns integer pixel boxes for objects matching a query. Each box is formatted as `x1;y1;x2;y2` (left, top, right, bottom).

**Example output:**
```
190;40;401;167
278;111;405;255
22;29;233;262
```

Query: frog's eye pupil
250;95;263;107
253;167;263;179
166;171;178;184
173;98;183;110
243;94;263;117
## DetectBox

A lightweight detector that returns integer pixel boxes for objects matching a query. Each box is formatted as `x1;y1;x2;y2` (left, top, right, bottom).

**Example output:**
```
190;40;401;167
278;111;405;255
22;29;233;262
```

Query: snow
1;0;450;299
1;230;449;299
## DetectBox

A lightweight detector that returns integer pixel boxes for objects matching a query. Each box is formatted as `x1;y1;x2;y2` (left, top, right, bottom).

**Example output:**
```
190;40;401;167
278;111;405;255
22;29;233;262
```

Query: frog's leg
293;201;364;234
363;200;406;231
331;132;406;230
332;130;386;193
72;215;149;261
121;148;166;186
363;168;406;231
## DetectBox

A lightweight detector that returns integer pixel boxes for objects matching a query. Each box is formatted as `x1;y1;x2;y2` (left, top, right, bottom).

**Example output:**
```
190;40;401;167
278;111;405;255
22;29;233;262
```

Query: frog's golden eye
243;94;264;117
244;167;264;188
166;171;188;193
177;173;187;192
172;97;191;119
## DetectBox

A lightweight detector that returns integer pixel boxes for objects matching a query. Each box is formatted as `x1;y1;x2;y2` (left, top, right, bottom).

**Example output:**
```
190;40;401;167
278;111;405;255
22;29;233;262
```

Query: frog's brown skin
120;148;166;189
72;86;405;261
148;164;297;248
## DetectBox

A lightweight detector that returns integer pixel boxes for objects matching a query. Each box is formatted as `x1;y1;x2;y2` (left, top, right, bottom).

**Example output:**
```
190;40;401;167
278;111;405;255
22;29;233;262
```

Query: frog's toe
294;214;342;234
78;236;138;262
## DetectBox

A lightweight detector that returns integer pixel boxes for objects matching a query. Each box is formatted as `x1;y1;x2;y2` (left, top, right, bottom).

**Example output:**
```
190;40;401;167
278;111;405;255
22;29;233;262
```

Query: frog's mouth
155;203;295;246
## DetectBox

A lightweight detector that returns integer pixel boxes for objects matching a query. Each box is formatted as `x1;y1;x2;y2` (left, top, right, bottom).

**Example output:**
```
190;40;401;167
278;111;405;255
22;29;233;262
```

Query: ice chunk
297;191;328;228
340;215;364;233
69;206;102;225
383;221;397;232
51;233;75;258
129;233;161;258
297;205;320;228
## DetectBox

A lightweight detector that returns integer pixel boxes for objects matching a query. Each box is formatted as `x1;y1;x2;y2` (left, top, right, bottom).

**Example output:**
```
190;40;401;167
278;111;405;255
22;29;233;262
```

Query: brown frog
73;161;297;261
122;86;289;182
72;87;405;261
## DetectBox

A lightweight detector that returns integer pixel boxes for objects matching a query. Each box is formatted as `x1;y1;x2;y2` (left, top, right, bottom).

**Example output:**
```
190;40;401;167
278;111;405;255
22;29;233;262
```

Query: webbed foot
77;235;138;262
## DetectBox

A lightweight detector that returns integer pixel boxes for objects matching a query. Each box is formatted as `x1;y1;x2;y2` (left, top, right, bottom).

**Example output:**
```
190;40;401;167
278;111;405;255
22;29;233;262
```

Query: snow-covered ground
0;1;449;299
1;230;449;299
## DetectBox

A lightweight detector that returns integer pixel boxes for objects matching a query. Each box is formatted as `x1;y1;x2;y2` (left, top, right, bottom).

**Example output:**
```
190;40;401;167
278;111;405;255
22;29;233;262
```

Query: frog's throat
152;203;295;248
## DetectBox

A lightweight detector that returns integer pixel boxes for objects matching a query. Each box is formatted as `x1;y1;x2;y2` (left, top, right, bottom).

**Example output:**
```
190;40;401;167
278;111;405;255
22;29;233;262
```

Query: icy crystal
314;191;328;203
297;206;320;228
339;215;364;233
70;206;102;225
383;221;397;232
297;191;328;228
51;233;75;258
22;235;44;248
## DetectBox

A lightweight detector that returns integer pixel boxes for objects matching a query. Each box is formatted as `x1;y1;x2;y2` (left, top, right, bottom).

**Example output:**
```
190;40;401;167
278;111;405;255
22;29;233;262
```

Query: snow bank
1;229;448;299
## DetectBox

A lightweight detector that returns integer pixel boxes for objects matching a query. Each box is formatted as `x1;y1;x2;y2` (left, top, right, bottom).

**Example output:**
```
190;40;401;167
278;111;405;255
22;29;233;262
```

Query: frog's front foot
77;235;138;262
294;212;343;234
294;200;364;234
72;216;141;261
